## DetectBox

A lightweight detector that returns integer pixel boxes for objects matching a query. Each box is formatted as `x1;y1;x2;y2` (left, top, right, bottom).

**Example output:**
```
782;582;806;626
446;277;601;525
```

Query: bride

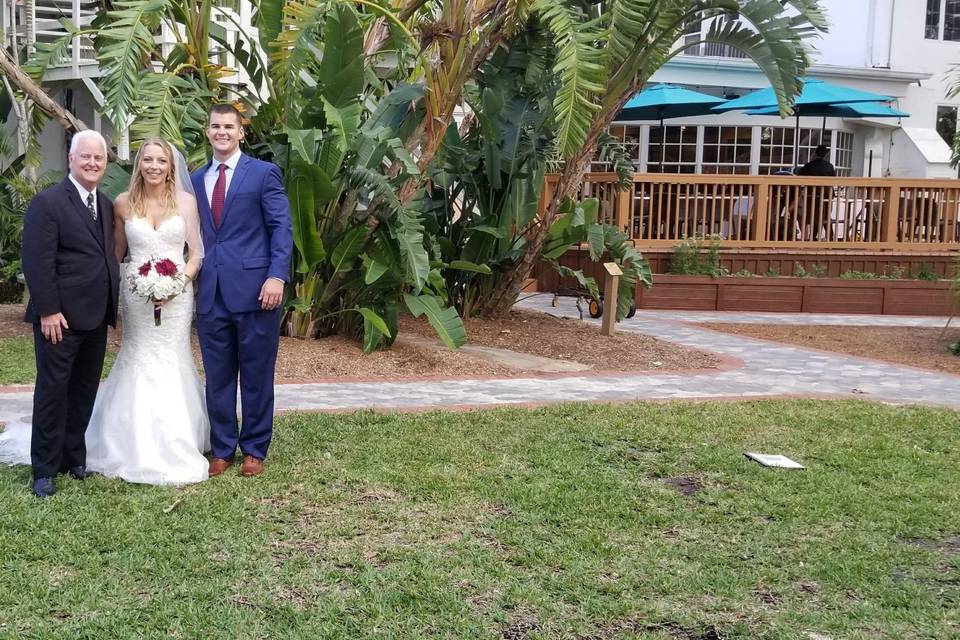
83;138;210;485
0;138;209;485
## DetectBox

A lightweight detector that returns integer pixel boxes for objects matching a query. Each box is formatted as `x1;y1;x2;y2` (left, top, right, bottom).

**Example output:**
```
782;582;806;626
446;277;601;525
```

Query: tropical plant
426;21;646;320
477;0;828;317
0;140;55;292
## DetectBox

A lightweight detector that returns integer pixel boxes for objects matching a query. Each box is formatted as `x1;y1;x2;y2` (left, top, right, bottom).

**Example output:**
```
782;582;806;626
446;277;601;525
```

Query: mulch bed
701;323;960;375
0;304;720;381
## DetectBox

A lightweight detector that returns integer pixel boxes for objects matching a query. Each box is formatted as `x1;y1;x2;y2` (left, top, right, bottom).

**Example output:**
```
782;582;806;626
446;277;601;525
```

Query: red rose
138;261;152;276
155;258;178;277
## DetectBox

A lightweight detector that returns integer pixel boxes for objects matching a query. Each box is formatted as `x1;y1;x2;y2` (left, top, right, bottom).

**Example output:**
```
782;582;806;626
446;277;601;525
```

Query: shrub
668;236;727;278
793;262;828;278
839;270;878;280
881;265;905;280
914;263;940;281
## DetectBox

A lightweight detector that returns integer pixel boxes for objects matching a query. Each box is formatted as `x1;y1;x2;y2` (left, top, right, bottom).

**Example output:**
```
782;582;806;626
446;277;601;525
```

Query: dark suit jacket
190;154;293;315
797;158;836;177
22;178;120;330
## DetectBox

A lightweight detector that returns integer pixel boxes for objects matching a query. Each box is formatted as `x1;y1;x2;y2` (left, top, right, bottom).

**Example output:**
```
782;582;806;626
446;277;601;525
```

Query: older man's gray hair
69;130;108;156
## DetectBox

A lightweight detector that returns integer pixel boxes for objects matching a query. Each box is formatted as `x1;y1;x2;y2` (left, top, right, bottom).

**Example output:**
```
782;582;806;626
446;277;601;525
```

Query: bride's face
139;144;171;187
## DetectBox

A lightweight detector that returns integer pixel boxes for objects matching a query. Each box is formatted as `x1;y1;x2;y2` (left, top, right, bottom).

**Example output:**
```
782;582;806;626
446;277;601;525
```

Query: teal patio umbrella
746;102;909;176
745;101;909;119
712;79;893;113
615;84;726;171
714;79;895;167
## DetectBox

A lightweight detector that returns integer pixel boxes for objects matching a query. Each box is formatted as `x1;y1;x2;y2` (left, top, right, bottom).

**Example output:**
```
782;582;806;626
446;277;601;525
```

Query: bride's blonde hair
127;138;178;218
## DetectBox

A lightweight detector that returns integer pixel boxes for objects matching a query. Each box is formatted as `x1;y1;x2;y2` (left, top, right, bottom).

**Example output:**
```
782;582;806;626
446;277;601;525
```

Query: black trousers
31;321;107;479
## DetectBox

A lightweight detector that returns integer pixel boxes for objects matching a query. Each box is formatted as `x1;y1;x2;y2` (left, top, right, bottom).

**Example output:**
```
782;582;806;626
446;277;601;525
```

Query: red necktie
211;163;227;228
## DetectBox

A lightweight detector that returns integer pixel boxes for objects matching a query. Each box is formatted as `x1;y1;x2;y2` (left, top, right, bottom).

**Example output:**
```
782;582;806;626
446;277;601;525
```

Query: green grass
0;337;117;384
1;400;958;639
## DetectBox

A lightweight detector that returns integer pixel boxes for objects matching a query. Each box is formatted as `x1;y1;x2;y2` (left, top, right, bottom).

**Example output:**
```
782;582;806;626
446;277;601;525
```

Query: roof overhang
656;57;931;94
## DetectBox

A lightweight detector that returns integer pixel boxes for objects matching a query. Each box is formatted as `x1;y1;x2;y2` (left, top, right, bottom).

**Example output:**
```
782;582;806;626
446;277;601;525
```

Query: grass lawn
0;400;957;639
0;337;117;384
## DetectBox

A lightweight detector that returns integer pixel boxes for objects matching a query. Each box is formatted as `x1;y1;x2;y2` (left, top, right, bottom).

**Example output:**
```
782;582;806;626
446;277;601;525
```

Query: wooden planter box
636;275;955;315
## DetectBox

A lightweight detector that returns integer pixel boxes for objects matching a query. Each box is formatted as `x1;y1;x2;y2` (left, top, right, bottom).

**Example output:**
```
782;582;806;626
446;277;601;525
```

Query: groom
192;104;293;478
22;130;119;497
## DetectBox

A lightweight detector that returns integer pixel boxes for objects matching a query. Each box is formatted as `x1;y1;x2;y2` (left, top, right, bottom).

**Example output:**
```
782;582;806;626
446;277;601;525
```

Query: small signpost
601;262;622;337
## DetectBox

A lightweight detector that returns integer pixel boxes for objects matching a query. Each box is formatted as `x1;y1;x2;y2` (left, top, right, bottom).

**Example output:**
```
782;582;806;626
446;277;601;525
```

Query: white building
0;0;255;174
3;0;959;178
608;0;960;178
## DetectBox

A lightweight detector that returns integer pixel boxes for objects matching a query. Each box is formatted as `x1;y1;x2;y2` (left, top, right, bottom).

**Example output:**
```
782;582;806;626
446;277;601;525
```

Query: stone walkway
0;300;958;429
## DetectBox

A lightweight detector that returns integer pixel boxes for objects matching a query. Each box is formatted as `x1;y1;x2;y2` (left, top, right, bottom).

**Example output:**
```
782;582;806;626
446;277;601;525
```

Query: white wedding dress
83;215;210;485
0;215;210;483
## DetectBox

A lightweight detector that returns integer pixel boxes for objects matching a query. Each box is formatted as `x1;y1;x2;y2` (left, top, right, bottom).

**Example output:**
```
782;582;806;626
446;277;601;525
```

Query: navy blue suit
22;178;119;478
191;154;293;460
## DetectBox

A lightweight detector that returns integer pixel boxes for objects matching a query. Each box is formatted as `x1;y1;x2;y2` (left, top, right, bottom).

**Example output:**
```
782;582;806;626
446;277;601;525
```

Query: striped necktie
86;192;97;221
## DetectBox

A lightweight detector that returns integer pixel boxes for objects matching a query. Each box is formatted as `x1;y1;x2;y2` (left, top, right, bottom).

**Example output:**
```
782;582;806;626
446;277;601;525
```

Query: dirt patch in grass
700;323;960;375
661;475;705;497
576;620;726;640
903;536;960;554
0;304;719;381
501;610;540;640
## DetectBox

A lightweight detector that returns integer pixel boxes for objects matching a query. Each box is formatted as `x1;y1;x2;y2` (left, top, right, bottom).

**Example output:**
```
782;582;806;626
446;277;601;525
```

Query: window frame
926;0;960;41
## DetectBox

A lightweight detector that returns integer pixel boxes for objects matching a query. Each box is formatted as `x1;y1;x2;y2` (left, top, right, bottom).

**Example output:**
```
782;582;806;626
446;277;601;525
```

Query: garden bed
0;304;719;384
637;274;955;315
701;323;960;375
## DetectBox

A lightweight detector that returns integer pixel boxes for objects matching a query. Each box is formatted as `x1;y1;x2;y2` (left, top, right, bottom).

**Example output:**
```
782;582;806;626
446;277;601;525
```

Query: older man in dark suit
22;130;120;498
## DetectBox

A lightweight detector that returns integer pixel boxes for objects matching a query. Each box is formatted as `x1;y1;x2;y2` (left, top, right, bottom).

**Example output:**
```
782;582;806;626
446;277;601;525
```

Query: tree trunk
0;49;89;135
477;139;598;318
476;85;639;318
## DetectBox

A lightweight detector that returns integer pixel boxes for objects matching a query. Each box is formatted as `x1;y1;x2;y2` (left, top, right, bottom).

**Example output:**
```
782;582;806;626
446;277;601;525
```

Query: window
677;14;748;59
649;126;698;173
593;125;642;171
678;16;702;56
759;128;832;174
926;0;960;41
937;105;958;145
701;126;752;174
834;131;854;176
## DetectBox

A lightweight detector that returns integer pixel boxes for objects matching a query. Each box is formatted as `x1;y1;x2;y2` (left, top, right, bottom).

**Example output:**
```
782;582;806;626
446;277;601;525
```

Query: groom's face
207;112;244;160
68;137;107;192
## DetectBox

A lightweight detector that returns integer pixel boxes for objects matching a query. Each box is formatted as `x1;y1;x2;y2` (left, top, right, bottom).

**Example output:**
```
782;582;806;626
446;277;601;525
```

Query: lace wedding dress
83;215;210;485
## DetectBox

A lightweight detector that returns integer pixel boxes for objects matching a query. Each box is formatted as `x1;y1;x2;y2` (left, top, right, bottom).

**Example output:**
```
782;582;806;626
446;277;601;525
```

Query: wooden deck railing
543;173;960;250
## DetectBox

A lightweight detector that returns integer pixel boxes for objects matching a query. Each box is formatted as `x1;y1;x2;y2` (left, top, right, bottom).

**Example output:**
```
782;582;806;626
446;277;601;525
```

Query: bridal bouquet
128;257;186;326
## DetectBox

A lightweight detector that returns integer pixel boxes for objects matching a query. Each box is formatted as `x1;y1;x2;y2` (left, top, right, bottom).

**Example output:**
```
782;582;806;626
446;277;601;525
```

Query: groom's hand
259;278;284;311
40;313;69;344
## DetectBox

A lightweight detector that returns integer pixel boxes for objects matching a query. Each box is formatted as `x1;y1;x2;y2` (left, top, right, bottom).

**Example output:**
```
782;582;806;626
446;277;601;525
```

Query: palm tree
476;0;828;317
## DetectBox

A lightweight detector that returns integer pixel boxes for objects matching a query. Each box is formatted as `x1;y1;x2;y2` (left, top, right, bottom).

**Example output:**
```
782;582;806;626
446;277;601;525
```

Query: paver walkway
0;299;958;430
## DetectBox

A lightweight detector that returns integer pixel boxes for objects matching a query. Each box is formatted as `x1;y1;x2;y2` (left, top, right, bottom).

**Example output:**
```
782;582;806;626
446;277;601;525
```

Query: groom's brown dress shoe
241;455;264;477
208;458;233;477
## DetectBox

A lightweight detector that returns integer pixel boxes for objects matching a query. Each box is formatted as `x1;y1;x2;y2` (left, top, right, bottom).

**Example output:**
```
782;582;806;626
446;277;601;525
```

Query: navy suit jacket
22;178;119;330
191;153;293;314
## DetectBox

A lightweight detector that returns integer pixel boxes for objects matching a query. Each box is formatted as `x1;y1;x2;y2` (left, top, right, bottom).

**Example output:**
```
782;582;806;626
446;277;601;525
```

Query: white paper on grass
743;452;805;469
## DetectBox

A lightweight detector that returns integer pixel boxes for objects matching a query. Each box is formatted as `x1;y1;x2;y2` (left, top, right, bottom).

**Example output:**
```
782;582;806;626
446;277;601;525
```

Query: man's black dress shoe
67;466;92;480
32;477;55;498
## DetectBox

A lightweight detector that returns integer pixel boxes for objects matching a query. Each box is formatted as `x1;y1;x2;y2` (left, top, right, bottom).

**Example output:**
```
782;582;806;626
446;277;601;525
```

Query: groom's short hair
208;103;244;125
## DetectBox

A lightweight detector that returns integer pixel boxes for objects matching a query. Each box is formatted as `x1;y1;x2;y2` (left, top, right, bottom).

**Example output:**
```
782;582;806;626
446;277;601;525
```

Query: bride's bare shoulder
114;192;130;217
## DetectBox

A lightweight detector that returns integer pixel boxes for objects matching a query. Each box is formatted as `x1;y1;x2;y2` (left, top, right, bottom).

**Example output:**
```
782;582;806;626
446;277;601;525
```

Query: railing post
881;184;900;245
752;180;769;242
616;180;632;235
